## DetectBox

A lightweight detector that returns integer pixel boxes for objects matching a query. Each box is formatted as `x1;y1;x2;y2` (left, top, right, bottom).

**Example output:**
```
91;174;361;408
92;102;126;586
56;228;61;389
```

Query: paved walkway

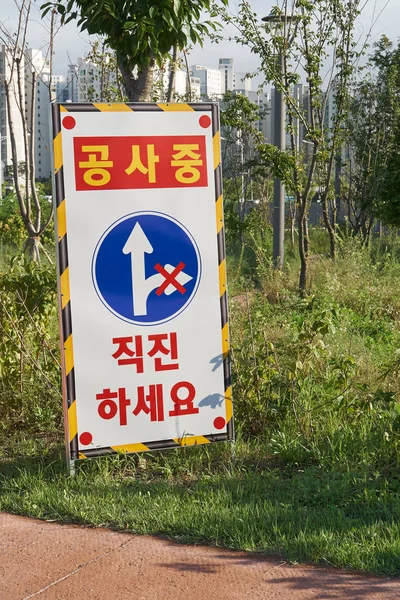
1;512;399;600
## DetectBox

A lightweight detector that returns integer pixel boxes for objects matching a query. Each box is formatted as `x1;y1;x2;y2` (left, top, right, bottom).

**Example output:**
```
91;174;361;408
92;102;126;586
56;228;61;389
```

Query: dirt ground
1;512;399;600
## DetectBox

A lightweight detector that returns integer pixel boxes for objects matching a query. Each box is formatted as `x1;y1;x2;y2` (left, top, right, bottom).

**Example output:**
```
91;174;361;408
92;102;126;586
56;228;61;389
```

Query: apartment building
190;65;221;99
0;45;25;183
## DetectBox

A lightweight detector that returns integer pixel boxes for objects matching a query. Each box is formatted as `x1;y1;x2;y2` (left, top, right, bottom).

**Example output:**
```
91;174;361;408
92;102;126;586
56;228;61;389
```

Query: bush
0;256;61;434
228;233;400;473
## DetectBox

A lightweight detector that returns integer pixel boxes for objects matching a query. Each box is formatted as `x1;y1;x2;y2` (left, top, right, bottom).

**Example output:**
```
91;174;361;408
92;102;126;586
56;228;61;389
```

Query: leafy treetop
41;0;227;70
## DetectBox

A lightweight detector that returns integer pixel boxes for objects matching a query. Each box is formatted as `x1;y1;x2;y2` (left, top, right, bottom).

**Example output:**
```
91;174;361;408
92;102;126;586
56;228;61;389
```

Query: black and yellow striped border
211;103;233;442
52;102;233;462
52;104;79;463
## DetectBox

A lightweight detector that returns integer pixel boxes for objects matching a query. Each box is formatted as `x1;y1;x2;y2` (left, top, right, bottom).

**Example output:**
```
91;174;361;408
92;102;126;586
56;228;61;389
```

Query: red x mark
154;262;187;296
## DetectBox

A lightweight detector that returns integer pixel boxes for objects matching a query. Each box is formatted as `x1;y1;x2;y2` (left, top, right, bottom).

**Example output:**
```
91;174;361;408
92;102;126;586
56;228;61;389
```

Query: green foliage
36;178;53;197
0;190;54;254
3;227;400;475
2;231;400;575
0;256;61;432
229;232;400;475
220;92;274;239
2;438;400;575
42;0;228;70
0;194;26;249
221;92;264;142
217;0;365;284
346;36;400;231
81;38;126;102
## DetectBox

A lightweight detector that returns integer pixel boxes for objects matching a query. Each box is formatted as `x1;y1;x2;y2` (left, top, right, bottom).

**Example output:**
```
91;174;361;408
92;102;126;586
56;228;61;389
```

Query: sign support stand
68;458;76;477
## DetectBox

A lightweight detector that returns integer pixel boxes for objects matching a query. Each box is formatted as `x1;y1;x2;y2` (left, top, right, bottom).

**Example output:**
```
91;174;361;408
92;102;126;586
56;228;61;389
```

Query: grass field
1;435;400;576
2;229;400;576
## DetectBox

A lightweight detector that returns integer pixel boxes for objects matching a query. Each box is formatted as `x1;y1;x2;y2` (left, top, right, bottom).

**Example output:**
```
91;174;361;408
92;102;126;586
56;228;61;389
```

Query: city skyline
0;44;278;182
0;0;396;184
0;0;397;83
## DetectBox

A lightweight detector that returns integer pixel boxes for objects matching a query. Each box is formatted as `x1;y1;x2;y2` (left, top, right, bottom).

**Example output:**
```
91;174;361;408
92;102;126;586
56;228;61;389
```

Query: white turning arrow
122;223;193;317
160;265;193;296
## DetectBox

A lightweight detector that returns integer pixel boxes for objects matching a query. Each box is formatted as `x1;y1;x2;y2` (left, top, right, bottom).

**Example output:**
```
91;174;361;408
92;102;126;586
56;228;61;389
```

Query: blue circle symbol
92;212;201;325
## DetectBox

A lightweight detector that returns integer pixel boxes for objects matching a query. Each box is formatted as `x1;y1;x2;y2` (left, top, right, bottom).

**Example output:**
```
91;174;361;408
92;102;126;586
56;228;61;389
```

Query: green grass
3;229;400;576
1;437;400;576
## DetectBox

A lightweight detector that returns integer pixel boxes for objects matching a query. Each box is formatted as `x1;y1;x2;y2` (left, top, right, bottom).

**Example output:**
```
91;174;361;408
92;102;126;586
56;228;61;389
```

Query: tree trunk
289;202;296;246
24;236;40;262
118;55;155;102
167;45;178;102
299;249;308;293
298;213;309;294
4;81;27;226
29;71;42;234
183;49;192;100
321;195;336;259
329;200;337;259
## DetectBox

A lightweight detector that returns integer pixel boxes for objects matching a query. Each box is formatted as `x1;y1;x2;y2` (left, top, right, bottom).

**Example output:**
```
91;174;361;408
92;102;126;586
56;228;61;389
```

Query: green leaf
149;6;158;18
123;21;136;30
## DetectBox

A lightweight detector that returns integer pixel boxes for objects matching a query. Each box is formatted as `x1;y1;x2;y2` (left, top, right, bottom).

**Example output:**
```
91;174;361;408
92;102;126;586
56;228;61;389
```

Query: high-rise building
52;75;68;103
235;72;252;95
75;56;121;102
0;45;25;183
219;58;234;94
293;83;310;152
219;58;252;96
269;84;310;150
324;85;336;133
0;47;65;182
190;65;221;99
66;64;79;102
76;59;101;101
174;70;201;101
257;92;272;142
25;48;55;180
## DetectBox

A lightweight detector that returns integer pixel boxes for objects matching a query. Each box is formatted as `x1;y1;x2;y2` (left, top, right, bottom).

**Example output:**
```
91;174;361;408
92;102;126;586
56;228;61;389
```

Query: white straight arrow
122;222;155;316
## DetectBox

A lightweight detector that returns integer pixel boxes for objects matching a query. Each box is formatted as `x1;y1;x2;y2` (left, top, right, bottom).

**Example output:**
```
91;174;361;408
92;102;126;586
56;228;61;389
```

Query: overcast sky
0;0;398;79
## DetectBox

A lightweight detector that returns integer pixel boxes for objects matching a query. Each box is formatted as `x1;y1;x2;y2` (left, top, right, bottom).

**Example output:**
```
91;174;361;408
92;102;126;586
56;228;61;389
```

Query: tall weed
228;233;400;473
0;256;61;434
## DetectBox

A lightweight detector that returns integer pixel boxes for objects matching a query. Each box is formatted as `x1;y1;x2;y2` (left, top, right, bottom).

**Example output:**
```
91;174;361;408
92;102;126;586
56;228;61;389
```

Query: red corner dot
62;116;76;130
79;431;93;446
199;115;211;128
213;416;226;430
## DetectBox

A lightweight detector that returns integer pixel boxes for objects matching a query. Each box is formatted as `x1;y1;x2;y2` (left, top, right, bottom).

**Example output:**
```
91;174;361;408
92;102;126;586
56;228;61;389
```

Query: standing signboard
51;102;233;471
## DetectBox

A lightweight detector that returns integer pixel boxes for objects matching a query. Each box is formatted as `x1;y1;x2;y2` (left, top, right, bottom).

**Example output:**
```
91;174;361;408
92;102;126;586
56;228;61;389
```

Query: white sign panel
52;102;232;463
